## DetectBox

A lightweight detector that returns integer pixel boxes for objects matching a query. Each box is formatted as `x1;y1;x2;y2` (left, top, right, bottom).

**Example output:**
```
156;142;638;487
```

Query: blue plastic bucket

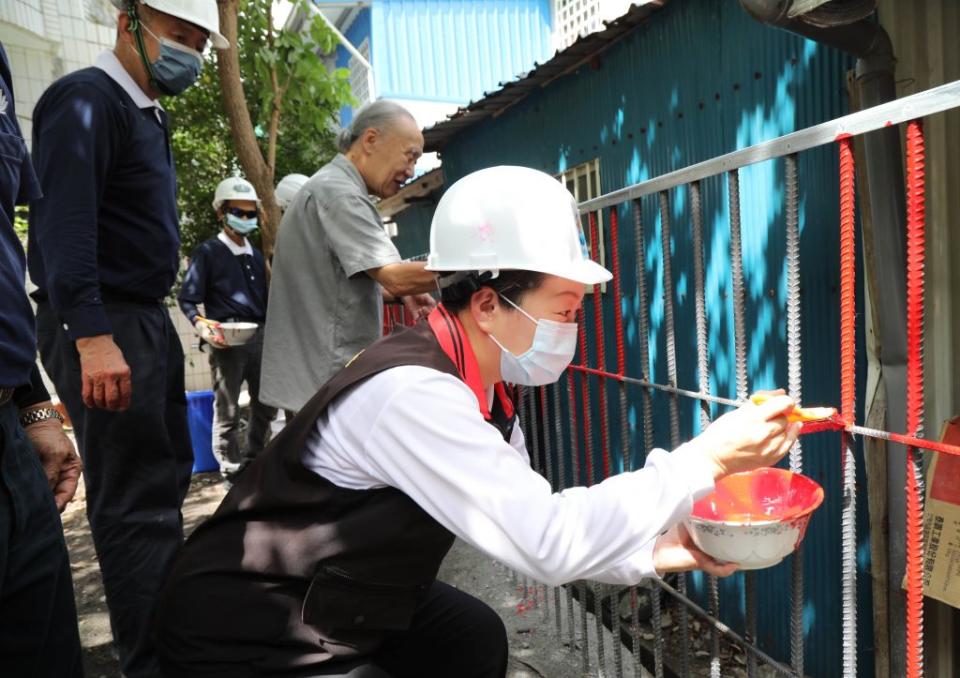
186;390;218;473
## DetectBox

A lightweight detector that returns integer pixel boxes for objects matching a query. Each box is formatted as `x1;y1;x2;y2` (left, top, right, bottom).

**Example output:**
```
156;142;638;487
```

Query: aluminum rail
578;79;960;213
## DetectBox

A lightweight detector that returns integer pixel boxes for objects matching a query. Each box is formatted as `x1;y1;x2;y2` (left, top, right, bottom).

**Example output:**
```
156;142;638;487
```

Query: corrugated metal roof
422;1;668;152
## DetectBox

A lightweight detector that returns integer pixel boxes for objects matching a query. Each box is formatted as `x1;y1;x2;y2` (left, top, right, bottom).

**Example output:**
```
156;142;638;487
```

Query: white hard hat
213;177;259;210
275;173;309;209
427;166;612;286
112;0;229;49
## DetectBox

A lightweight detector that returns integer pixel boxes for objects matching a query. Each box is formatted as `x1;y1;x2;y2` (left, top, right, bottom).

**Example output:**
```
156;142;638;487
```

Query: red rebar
578;302;596;485
838;137;857;425
609;208;627;377
567;370;583;486
904;119;926;678
588;212;612;480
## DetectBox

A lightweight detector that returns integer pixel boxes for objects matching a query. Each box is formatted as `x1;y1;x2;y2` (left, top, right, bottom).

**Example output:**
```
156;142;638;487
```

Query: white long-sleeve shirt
301;365;716;587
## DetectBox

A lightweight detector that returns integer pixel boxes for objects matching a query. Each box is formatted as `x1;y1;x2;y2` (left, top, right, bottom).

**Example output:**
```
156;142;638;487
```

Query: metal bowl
684;467;824;570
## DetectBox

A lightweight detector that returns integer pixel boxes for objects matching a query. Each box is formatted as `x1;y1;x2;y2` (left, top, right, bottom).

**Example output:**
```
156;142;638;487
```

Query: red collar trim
427;305;514;421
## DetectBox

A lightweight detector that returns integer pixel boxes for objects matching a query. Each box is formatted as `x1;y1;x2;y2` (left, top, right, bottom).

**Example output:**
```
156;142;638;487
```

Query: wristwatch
19;406;65;428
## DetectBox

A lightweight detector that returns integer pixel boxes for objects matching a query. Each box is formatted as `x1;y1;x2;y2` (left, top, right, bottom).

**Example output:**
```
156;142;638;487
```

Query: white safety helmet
213;177;259;210
427;166;612;285
275;173;309;210
111;0;229;49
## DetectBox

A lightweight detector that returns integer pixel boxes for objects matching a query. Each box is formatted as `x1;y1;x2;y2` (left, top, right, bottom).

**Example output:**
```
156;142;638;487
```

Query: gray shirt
260;154;400;412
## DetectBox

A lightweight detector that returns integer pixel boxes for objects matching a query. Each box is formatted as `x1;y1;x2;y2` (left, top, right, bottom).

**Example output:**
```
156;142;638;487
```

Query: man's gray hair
336;100;416;153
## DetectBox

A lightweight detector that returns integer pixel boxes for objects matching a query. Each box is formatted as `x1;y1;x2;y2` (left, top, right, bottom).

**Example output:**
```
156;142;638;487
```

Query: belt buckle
0;388;14;406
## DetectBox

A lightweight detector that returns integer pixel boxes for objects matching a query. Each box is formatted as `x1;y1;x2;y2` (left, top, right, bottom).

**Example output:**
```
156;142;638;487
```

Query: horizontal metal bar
579;79;960;212
565;365;960;456
656;580;798;677
567;364;740;407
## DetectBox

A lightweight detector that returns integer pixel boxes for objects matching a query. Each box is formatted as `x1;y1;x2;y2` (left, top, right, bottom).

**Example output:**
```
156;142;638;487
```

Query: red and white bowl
219;321;259;347
684;467;824;570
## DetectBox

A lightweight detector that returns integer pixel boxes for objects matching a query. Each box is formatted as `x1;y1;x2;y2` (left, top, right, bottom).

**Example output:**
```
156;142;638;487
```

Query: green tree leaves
166;0;352;255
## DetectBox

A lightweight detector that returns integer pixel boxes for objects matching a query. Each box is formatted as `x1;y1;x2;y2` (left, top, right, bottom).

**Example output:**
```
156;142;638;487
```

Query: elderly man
260;100;437;415
0;42;84;677
27;1;227;675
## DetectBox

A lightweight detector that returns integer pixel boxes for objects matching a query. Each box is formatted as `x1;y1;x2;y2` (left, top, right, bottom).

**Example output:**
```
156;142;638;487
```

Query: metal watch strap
19;406;64;428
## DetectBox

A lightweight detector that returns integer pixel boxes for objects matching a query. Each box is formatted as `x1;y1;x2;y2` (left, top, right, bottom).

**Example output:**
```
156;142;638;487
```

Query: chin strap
126;2;173;96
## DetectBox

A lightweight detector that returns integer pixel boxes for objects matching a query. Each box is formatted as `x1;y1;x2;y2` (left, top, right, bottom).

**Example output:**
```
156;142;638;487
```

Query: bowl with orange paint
684;467;824;570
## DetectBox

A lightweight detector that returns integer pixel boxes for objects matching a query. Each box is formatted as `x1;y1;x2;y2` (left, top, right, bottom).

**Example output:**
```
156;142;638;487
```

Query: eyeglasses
225;207;258;219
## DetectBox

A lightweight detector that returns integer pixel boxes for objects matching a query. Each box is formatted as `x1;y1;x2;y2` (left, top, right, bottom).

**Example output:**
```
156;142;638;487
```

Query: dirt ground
62;472;228;677
63;471;648;678
63;469;765;678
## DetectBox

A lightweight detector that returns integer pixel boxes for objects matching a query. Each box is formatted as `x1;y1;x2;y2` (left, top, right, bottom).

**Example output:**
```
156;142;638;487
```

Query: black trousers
37;301;194;678
158;580;508;678
208;328;276;471
0;401;83;677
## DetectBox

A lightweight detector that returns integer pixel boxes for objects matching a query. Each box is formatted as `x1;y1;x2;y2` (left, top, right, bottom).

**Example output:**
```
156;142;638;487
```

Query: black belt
100;288;166;306
0;388;14;406
32;289;165;307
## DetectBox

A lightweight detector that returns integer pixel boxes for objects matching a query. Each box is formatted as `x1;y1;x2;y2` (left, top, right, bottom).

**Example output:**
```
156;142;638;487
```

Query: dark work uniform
0;43;82;677
178;234;275;469
28;59;191;678
156;319;511;678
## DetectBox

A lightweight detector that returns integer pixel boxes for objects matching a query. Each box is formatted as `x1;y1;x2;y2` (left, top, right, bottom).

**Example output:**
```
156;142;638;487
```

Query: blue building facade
331;0;554;125
400;1;875;675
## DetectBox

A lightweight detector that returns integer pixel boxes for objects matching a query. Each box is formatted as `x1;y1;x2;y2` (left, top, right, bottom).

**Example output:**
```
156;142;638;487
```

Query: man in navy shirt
0;42;83;677
178;177;276;476
27;2;228;676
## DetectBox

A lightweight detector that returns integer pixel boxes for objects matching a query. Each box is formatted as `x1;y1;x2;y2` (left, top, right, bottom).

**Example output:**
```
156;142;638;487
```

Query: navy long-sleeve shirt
0;43;44;389
177;234;267;324
28;58;179;339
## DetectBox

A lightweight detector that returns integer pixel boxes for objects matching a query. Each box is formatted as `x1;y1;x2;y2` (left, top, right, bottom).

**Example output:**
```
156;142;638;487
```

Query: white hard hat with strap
112;0;228;49
427;166;611;286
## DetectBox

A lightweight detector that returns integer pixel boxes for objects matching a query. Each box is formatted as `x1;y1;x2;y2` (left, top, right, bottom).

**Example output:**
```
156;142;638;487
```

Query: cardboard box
921;417;960;609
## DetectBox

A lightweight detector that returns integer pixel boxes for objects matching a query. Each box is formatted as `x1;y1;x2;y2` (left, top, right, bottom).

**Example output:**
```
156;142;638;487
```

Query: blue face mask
226;213;258;235
137;23;204;96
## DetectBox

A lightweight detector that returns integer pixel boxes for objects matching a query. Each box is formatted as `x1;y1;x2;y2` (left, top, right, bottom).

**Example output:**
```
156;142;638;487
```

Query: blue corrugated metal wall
372;0;553;103
398;1;875;675
393;200;434;257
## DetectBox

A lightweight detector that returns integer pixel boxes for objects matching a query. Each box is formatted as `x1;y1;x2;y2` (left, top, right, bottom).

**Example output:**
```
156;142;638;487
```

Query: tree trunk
215;0;282;260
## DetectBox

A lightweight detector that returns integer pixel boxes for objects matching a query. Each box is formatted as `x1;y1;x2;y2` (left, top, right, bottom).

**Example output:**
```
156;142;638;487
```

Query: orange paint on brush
749;393;838;424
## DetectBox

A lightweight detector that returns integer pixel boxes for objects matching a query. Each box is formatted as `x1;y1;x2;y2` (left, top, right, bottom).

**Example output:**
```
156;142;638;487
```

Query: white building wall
1;0;115;143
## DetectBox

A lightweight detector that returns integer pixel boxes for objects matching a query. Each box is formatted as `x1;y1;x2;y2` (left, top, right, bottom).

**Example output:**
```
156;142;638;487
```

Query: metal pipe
305;2;377;100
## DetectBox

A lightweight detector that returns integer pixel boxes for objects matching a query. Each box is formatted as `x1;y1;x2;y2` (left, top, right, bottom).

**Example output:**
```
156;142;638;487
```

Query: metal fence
512;79;960;678
385;79;960;676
